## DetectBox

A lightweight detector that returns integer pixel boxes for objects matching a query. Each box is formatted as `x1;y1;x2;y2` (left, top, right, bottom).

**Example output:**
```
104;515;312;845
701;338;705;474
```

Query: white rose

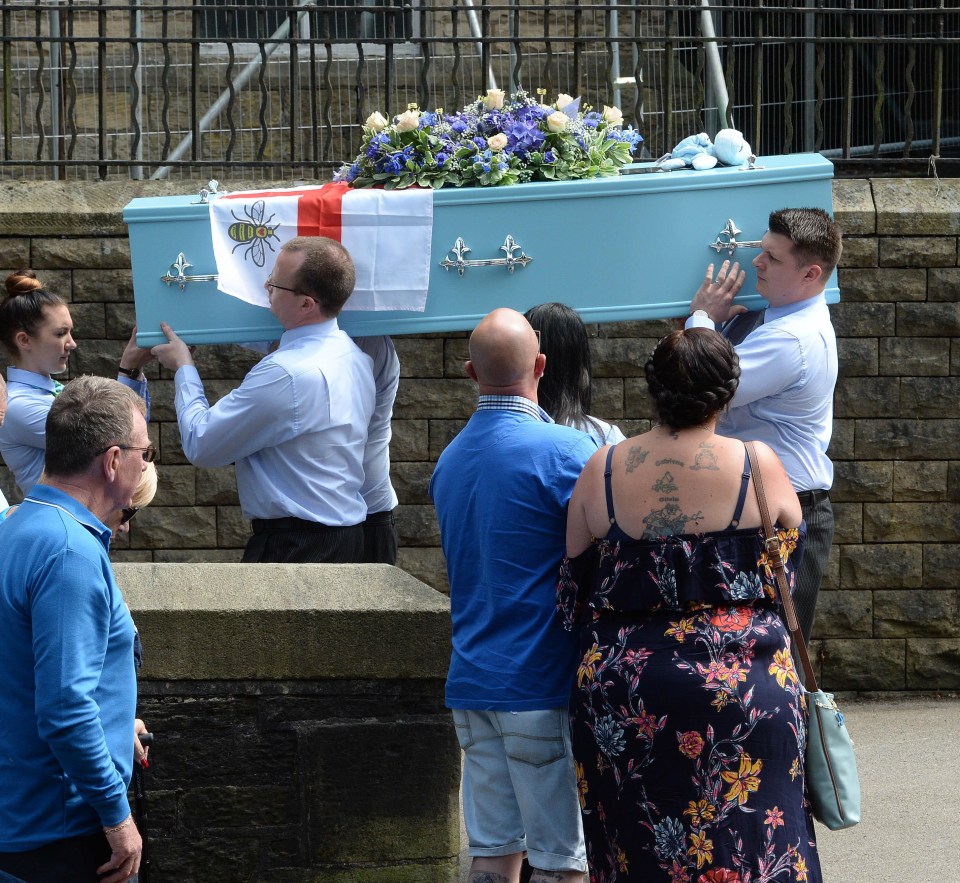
555;93;575;110
483;89;506;111
394;109;421;132
546;111;568;133
487;133;508;152
602;105;624;126
365;111;388;132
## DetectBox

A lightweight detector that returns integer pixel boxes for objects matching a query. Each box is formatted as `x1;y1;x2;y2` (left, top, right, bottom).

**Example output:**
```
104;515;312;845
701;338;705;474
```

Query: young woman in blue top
0;268;153;495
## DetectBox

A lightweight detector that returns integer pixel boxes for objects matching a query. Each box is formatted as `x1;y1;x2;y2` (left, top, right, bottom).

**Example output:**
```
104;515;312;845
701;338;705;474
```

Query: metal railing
1;1;957;181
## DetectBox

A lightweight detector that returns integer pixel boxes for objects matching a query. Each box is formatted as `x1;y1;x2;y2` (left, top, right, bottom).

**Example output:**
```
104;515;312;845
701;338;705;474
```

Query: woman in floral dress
559;328;822;883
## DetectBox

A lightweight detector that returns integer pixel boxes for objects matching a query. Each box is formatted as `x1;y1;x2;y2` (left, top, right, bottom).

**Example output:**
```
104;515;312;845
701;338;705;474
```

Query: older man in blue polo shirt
153;236;376;564
0;376;149;883
430;308;597;883
686;207;842;642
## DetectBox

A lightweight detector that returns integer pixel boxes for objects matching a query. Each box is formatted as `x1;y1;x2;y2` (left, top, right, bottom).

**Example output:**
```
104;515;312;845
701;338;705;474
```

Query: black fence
1;1;957;181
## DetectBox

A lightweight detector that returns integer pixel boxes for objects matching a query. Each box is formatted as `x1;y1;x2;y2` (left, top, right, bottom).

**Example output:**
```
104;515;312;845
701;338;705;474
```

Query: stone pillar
118;563;459;883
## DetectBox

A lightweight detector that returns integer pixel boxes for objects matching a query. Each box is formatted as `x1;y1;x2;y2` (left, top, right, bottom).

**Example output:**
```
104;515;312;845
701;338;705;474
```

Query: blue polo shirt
429;397;598;710
0;485;137;850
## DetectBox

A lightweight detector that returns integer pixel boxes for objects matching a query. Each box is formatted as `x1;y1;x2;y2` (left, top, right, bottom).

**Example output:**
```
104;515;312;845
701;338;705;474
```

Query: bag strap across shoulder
744;441;819;691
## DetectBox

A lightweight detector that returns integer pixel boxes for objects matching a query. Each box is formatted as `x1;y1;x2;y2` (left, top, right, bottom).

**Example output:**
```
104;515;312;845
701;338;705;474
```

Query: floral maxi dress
558;524;823;883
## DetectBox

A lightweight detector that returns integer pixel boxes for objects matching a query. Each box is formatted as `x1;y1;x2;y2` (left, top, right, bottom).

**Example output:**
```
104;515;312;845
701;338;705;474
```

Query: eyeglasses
96;444;158;463
120;507;140;526
265;276;303;295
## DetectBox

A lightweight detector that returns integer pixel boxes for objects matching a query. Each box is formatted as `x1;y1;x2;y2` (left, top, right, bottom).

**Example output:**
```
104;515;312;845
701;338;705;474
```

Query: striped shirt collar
476;395;553;423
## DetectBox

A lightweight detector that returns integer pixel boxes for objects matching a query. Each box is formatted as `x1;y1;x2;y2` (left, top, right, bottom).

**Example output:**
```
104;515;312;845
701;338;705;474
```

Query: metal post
802;0;815;152
461;0;497;92
130;1;143;180
47;3;60;179
700;0;730;135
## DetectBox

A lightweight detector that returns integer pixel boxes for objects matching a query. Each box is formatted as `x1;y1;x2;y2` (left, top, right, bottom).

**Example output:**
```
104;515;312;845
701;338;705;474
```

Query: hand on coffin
691;260;747;325
119;325;155;378
152;322;195;371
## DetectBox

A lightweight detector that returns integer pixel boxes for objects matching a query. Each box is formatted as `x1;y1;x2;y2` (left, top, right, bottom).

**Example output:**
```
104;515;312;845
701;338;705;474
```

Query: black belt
251;517;359;534
796;489;830;507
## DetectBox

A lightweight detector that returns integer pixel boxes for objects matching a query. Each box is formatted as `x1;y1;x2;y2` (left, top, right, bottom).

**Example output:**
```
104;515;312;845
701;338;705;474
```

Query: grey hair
45;375;146;476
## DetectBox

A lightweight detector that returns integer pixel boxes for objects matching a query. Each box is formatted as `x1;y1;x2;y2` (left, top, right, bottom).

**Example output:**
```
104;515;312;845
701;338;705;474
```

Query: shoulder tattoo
625;445;649;473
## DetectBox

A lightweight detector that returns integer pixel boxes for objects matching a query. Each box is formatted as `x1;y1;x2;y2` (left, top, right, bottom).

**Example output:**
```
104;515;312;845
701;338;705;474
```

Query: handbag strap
744;441;820;691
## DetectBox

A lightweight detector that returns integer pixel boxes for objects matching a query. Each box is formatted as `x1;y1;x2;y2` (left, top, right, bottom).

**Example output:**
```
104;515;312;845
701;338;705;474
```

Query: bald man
429;309;597;883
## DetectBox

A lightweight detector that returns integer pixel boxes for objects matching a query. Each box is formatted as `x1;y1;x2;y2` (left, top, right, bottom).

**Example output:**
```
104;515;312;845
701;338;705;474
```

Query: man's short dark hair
46;376;146;477
282;236;356;317
768;207;843;277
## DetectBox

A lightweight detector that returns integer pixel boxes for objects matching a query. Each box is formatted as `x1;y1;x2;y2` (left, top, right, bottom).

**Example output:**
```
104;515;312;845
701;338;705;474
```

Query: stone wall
117;562;460;883
0;175;959;692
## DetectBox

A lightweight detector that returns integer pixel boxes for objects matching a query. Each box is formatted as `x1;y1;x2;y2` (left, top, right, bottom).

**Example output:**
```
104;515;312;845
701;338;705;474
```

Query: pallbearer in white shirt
352;335;400;565
685;207;842;642
152;236;376;564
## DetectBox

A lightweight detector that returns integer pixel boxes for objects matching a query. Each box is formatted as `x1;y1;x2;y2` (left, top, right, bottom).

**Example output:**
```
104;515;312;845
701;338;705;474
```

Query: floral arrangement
334;88;643;189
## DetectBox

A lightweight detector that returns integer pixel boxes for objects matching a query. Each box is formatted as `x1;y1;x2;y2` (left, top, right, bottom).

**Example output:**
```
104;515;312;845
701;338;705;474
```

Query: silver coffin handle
440;235;533;277
709;219;763;257
161;253;220;291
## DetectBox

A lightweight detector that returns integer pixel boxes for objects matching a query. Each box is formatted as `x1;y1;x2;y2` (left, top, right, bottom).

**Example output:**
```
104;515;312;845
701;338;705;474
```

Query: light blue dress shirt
353;335;399;515
0;367;150;495
174;319;376;524
687;293;837;492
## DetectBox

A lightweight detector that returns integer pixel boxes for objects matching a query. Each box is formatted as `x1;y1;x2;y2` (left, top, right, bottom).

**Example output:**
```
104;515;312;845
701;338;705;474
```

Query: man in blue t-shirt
430;308;597;883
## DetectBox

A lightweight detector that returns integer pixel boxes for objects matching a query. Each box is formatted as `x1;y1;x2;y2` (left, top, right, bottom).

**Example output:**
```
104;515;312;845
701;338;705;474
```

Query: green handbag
745;442;862;831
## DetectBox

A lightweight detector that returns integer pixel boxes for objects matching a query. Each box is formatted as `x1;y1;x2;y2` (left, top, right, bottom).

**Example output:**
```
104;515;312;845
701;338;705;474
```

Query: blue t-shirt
0;485;137;850
429;402;598;710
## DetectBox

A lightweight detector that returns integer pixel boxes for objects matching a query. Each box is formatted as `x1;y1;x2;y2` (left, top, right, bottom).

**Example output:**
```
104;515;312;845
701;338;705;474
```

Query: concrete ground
459;696;960;883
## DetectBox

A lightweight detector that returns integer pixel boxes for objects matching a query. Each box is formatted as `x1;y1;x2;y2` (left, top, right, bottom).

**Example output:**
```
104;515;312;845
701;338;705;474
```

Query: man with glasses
429;309;596;883
0;376;147;883
153;236;376;563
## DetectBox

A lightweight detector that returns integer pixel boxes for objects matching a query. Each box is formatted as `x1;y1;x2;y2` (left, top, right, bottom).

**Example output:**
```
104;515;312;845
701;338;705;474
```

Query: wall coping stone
833;179;876;235
0;179;294;237
116;563;452;682
871;178;960;236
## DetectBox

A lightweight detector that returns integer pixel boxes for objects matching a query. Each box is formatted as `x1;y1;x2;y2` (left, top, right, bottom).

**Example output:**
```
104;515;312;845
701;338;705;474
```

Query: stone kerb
118;562;451;680
116;563;459;883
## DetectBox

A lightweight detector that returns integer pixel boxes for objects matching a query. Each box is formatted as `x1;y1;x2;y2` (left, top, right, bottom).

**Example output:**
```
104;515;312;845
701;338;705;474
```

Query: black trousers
242;518;364;564
360;509;398;565
0;832;110;883
795;490;834;643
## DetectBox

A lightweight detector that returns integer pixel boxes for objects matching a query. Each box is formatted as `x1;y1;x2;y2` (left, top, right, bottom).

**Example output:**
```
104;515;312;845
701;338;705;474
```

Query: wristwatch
691;309;710;321
117;365;141;379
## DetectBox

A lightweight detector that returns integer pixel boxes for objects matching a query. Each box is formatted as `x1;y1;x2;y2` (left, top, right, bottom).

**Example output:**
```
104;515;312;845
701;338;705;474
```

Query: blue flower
593;714;626;757
729;571;763;600
652;817;685;861
342;89;642;188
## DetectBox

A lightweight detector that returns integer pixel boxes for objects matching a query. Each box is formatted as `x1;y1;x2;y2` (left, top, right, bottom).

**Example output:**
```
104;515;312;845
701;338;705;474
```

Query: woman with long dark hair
524;302;624;445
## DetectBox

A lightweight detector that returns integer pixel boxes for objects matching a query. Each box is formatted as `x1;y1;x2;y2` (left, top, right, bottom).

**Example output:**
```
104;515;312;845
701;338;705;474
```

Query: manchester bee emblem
227;200;280;267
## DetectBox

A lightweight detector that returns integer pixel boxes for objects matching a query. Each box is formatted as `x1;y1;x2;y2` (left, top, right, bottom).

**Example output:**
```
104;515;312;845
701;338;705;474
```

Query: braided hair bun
645;328;740;429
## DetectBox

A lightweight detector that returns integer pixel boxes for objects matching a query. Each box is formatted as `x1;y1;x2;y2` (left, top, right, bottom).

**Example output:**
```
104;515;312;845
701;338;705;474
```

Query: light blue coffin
124;152;838;346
